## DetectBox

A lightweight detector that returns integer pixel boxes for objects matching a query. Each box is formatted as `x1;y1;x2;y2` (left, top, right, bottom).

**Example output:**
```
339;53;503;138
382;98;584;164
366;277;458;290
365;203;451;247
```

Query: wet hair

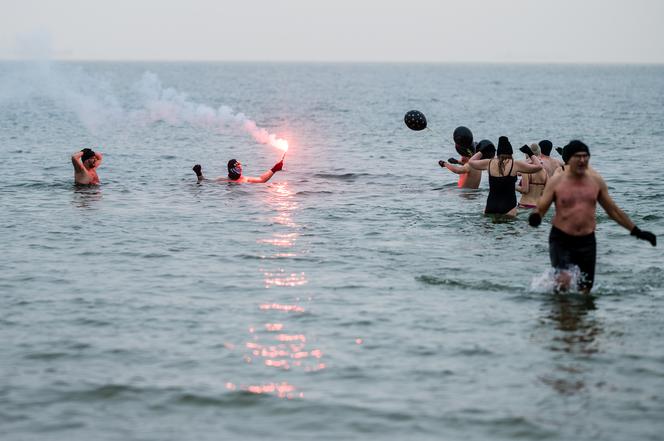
81;148;96;162
496;137;513;175
227;159;241;180
530;143;541;156
497;155;513;176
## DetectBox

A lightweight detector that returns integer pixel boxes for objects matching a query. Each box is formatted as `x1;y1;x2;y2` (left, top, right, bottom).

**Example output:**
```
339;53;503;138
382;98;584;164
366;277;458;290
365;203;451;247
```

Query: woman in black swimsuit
468;136;543;218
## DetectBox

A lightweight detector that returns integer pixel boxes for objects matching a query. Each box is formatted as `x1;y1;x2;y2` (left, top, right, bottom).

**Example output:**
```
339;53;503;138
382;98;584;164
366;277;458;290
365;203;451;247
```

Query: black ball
453;126;473;148
404;110;427;131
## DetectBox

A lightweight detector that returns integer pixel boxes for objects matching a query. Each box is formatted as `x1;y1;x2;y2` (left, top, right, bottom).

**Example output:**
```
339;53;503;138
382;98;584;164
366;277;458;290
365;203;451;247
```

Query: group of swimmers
437;129;657;293
71;133;657;295
71;148;285;186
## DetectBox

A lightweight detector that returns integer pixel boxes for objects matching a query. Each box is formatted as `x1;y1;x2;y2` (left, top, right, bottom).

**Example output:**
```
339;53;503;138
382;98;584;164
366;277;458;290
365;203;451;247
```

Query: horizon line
1;58;664;66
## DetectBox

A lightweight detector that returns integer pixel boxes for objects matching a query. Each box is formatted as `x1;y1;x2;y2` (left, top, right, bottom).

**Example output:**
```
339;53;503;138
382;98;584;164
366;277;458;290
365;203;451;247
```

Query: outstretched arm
439;160;469;175
597;176;634;231
597;175;657;246
468;151;490;170
245;159;284;183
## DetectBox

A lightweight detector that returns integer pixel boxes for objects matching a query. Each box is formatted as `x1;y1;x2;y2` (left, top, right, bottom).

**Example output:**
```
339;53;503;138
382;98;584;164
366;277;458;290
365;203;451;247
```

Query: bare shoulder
547;171;565;187
588;169;606;187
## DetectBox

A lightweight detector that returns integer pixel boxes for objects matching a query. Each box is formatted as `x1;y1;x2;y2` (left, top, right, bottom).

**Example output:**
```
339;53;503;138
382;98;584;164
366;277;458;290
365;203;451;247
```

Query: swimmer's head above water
80;148;97;168
497;136;513;156
538;140;553;156
562;140;590;164
227;159;242;180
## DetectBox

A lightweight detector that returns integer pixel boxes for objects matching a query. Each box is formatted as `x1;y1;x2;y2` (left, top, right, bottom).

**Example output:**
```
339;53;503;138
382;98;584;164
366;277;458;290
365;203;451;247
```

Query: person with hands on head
72;148;102;185
468;136;542;218
528;140;656;294
193;156;284;184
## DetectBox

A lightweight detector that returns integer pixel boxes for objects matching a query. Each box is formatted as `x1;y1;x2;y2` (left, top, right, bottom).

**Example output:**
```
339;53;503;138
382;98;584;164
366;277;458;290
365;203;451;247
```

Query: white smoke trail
131;71;288;151
1;64;288;151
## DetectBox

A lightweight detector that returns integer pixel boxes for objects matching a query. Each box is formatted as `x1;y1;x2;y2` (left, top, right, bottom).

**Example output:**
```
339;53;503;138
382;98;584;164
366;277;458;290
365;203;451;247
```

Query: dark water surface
1;62;663;440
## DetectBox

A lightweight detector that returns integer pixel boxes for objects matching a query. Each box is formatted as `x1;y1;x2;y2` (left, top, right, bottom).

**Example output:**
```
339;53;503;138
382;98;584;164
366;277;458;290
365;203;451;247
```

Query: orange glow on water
259;303;305;313
276;333;306;342
225;181;326;401
263;271;308;288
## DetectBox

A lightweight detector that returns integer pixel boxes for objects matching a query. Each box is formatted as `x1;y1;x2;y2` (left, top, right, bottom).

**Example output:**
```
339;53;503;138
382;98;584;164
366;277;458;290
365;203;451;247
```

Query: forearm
606;206;635;231
445;164;467;175
259;170;275;182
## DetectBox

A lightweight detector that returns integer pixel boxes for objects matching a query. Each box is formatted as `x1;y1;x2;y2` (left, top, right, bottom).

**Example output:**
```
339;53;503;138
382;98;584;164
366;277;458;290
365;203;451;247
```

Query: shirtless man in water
528;140;656;293
193;157;284;183
537;140;563;177
72;148;102;185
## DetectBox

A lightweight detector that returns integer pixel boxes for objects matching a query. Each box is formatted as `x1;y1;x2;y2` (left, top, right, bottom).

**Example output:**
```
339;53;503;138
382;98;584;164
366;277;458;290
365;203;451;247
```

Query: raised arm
528;173;559;227
245;159;284;183
192;164;207;183
516;173;529;194
514;159;542;174
71;151;85;171
92;151;103;169
468;151;490;170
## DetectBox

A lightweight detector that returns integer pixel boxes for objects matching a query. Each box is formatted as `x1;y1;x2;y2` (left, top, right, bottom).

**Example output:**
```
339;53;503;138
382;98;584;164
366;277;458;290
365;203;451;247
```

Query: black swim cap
81;148;96;162
496;136;513;156
538;140;553;156
228;159;241;180
477;139;496;159
562;140;590;164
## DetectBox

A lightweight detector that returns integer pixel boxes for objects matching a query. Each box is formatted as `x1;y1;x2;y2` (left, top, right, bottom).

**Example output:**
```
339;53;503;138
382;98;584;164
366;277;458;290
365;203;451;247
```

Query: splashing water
530;266;585;293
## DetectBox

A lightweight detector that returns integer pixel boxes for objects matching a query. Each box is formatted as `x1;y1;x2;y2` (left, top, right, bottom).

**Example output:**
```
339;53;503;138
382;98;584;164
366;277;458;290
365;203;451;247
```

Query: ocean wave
312;172;372;181
415;275;523;292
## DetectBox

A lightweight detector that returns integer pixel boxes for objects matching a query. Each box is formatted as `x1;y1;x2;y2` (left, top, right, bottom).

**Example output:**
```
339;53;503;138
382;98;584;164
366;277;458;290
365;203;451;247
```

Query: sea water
1;62;663;440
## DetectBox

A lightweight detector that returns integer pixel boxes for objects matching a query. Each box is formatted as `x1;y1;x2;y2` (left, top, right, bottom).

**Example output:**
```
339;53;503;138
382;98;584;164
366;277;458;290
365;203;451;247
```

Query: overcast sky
2;0;663;63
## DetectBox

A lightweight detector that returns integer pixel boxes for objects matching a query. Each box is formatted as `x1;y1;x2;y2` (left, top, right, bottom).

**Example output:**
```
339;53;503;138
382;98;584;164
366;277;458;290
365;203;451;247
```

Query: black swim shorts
549;225;596;291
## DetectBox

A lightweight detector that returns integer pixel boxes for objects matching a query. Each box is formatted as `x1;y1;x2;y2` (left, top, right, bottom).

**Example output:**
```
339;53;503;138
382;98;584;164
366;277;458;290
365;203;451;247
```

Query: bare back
458;165;482;189
541;155;562;177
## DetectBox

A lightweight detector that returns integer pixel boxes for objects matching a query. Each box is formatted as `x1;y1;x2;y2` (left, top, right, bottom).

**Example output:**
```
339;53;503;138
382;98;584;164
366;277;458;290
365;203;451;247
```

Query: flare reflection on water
231;181;325;399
